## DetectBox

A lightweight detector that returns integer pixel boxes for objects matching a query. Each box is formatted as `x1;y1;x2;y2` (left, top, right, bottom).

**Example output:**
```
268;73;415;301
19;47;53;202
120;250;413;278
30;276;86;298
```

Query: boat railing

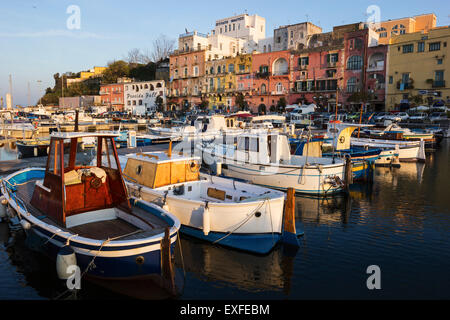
0;179;30;217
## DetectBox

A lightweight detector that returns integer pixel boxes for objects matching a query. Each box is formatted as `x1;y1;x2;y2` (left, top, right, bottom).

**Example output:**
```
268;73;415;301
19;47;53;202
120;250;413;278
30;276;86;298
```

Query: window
139;100;143;105
225;25;227;32
429;42;441;51
276;83;283;93
389;76;393;84
327;53;339;64
401;73;410;84
435;70;444;82
418;42;425;52
403;44;414;53
239;64;245;72
347;77;358;93
437;59;443;65
228;64;235;73
261;84;267;94
300;57;309;66
377;27;387;38
347;56;363;70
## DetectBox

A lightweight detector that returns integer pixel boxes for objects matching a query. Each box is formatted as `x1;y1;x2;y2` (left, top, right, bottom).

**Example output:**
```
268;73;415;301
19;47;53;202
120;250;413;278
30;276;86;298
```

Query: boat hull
126;179;285;254
1;168;180;280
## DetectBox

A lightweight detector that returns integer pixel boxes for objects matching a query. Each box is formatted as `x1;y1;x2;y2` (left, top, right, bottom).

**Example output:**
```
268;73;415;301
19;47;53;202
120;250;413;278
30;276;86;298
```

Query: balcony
432;80;445;88
367;61;385;72
326;61;338;68
297;65;308;71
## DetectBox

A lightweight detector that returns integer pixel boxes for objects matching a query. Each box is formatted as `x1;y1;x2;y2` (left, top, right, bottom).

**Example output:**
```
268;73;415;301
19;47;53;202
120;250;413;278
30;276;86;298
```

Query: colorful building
249;50;292;113
99;83;125;111
375;14;437;45
386;26;450;110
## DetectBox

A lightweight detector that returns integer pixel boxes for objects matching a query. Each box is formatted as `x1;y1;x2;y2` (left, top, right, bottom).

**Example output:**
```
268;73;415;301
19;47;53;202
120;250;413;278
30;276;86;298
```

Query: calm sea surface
0;140;449;300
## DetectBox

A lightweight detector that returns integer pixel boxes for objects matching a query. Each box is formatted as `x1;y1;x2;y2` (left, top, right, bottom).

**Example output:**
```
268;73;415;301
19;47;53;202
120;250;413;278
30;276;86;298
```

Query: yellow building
386;26;449;110
376;14;436;45
203;54;252;109
80;66;107;79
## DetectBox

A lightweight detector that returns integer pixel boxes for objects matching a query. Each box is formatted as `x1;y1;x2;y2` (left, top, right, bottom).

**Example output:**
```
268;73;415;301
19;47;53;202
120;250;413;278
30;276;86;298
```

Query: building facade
386;26;450;110
99;83;124;111
375;13;437;45
274;22;322;51
124;80;166;115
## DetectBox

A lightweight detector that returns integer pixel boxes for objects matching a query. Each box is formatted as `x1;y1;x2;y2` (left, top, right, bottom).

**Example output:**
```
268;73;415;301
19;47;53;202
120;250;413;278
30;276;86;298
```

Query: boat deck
14;179;169;241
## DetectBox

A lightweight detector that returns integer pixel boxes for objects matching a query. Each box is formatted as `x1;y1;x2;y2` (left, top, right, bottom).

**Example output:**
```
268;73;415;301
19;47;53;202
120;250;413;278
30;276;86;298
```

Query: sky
1;0;449;106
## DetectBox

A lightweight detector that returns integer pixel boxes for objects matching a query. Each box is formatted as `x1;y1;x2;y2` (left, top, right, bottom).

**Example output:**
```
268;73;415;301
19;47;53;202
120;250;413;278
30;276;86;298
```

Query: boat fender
0;198;7;219
203;202;210;236
33;147;38;157
56;246;77;280
20;219;31;230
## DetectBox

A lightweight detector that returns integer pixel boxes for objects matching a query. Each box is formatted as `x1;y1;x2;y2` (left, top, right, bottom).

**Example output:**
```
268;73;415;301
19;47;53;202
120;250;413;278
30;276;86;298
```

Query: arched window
399;24;406;35
263;45;267;53
376;27;387;38
276;83;283;93
156;82;162;88
268;45;272;52
228;64;234;73
210;67;214;74
261;84;267;94
347;56;363;70
272;58;288;76
144;84;148;89
347;77;359;93
150;84;155;91
217;66;221;74
391;24;406;36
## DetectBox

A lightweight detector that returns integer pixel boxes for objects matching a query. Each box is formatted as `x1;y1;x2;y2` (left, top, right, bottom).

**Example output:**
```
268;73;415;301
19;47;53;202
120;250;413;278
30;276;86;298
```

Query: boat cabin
230;132;291;164
123;152;200;189
30;132;130;227
193;115;231;133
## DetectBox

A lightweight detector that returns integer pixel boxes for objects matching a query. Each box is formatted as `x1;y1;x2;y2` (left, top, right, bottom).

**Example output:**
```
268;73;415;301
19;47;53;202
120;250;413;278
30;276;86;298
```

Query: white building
124;80;166;115
212;14;266;43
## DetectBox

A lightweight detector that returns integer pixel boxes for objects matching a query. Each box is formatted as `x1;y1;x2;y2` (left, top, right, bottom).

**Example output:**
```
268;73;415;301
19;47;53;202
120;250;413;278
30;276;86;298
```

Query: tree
102;60;130;84
235;93;248;111
199;98;209;111
277;97;287;113
150;35;175;63
155;96;164;112
258;104;267;115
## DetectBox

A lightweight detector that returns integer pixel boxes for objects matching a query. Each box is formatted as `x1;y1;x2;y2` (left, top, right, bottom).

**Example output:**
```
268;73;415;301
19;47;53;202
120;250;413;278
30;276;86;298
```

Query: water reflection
296;194;352;225
175;236;295;295
0;141;18;161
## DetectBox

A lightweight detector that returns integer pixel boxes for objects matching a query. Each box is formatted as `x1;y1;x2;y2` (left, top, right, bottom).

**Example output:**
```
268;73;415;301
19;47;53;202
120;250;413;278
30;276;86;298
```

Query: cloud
0;29;115;39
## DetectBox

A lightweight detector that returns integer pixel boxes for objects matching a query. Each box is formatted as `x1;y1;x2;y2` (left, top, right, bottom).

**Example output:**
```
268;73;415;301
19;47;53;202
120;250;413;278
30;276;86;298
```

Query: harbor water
0;140;449;300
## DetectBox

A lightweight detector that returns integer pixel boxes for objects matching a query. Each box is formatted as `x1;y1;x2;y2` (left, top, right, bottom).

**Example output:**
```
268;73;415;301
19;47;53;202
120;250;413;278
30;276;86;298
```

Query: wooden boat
198;130;348;195
0;132;180;287
119;149;286;254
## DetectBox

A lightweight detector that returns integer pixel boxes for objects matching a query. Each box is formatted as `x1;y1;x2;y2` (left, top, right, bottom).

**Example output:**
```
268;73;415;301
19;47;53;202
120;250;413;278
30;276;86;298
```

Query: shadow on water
0;223;183;300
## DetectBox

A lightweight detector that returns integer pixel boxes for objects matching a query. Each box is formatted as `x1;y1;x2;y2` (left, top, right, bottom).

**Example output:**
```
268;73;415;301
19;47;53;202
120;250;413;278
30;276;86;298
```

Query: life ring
33;121;39;129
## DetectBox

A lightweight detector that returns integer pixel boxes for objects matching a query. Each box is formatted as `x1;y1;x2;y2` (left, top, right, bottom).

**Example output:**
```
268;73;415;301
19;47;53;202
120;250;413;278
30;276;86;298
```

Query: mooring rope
212;199;267;244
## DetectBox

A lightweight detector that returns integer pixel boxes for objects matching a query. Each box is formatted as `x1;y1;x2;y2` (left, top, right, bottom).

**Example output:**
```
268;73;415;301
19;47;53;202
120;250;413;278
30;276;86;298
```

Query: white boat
351;137;425;162
119;151;286;254
149;115;242;142
198;130;348;195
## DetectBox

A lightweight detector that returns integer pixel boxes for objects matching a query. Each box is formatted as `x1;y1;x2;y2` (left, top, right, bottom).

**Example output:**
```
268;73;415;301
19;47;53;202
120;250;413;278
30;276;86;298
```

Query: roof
49;132;119;139
126;152;201;164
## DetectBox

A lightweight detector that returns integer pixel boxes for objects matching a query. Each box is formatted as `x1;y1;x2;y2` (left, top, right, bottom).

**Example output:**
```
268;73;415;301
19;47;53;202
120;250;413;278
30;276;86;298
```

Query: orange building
375;13;436;45
248;51;293;113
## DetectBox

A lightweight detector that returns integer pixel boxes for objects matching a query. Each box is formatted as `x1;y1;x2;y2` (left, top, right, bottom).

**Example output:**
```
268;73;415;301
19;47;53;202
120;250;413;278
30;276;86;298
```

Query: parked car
429;112;448;123
386;112;409;122
373;112;388;122
409;113;428;122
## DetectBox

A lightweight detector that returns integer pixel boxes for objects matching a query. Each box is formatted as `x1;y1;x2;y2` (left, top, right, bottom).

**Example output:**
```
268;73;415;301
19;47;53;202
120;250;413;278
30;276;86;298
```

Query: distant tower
9;74;13;108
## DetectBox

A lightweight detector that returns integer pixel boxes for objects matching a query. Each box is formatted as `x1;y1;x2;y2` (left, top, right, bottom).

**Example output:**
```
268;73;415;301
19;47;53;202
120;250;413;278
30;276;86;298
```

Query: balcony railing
433;80;445;88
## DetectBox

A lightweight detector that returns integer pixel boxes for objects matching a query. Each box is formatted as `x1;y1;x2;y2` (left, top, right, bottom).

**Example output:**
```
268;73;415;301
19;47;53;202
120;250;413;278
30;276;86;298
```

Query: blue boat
0;132;181;288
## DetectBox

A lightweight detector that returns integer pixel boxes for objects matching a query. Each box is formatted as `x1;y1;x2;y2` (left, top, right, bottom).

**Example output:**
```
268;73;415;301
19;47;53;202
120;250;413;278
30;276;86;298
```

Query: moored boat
198;130;348;195
0;132;181;290
120;150;286;254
